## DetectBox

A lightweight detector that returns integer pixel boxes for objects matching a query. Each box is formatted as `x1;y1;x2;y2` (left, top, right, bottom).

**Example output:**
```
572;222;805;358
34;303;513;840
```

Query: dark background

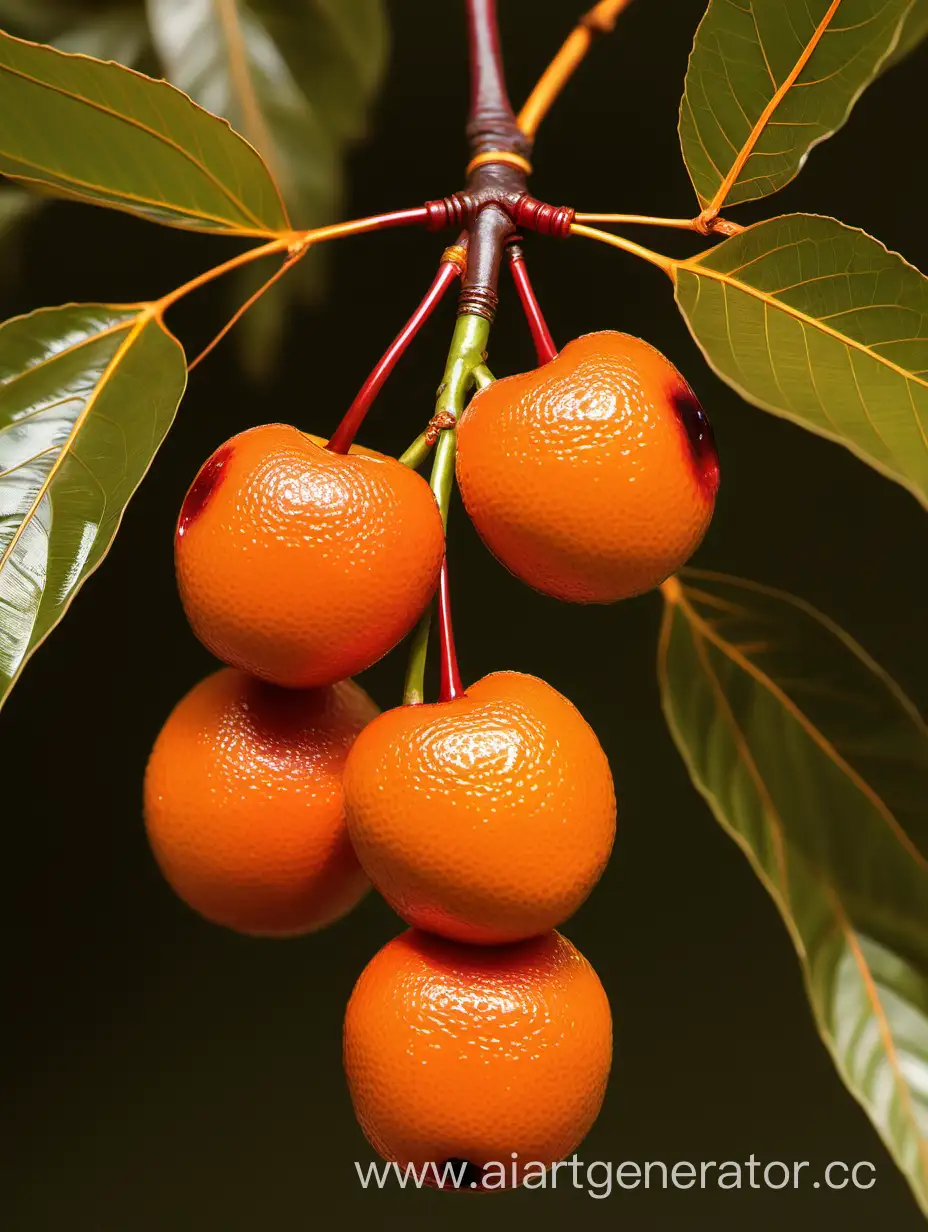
2;1;927;1227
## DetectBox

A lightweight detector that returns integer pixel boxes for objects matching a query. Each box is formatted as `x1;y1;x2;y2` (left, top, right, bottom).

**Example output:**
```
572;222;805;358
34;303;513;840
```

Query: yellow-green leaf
0;28;289;235
680;0;912;216
0;303;187;710
659;569;928;1215
674;213;928;508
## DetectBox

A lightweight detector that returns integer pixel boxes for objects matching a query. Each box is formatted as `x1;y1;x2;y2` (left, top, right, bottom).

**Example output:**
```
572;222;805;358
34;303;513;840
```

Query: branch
569;222;676;278
465;0;529;156
459;0;528;322
518;0;633;138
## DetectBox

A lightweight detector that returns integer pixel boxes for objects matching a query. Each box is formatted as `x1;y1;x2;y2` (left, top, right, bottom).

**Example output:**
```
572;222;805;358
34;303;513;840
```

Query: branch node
511;197;575;238
457;285;499;322
441;243;468;273
424;410;458;445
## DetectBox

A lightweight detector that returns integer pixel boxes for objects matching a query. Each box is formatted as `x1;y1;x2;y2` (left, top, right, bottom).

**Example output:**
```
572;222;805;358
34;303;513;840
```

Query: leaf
883;0;928;66
0;28;289;235
680;0;913;216
659;569;928;1215
673;213;928;509
0;302;187;710
146;0;387;373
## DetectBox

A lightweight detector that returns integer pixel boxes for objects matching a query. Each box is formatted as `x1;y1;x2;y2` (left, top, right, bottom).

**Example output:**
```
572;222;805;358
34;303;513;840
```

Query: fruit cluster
143;331;717;1189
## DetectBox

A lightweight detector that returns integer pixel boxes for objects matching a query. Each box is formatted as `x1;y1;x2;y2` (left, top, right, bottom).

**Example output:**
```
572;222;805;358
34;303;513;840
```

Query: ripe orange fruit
175;424;444;688
344;928;612;1188
143;667;378;936
344;671;615;944
456;330;719;603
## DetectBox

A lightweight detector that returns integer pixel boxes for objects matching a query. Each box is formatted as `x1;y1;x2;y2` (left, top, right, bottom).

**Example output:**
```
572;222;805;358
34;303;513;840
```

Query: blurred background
2;1;926;1227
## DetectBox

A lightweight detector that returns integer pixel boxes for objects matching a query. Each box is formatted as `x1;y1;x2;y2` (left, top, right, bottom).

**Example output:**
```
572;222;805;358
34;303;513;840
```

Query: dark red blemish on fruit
177;443;234;539
433;1158;487;1191
671;384;720;499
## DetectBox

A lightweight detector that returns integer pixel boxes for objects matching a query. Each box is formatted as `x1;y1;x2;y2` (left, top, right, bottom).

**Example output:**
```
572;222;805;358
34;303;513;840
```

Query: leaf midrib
702;0;843;215
678;257;928;394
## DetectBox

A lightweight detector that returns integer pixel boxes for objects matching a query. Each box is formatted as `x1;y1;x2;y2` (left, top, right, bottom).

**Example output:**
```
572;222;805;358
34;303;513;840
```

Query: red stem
355;206;431;231
327;257;461;454
438;557;464;702
465;0;518;149
508;246;557;364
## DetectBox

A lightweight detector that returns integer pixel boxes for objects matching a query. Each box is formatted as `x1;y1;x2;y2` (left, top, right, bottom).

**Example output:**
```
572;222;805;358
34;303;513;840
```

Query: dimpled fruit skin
143;667;379;936
456;331;719;603
175;424;445;688
344;671;615;944
343;928;612;1185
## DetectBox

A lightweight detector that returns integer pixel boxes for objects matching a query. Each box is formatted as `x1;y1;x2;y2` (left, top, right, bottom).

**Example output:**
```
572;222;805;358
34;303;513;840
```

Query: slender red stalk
437;557;464;703
327;257;462;454
356;206;431;231
508;246;557;364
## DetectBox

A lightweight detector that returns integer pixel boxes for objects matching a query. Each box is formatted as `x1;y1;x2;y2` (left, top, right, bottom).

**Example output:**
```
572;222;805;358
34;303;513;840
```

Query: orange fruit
456;330;719;603
344;671;615;944
343;928;612;1188
143;667;378;936
175;425;444;688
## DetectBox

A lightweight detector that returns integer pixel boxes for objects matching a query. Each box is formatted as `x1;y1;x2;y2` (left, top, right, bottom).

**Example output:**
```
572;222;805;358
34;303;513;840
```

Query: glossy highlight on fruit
143;667;379;936
176;424;445;688
455;331;719;603
343;929;612;1188
344;671;616;944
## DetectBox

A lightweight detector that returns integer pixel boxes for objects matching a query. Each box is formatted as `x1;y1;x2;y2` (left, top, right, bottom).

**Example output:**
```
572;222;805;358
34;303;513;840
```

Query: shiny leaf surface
0;303;187;709
659;569;928;1215
680;0;912;214
674;213;928;508
0;28;289;234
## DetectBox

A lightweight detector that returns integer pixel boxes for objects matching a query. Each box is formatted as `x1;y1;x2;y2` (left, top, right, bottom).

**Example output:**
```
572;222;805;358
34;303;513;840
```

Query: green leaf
883;0;928;66
659;569;928;1215
0;28;289;235
680;0;913;215
0;303;187;710
674;213;928;509
146;0;387;373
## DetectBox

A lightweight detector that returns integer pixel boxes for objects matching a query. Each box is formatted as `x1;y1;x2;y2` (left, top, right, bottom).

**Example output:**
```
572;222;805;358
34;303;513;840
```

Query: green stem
402;313;490;706
398;432;431;470
473;363;495;390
